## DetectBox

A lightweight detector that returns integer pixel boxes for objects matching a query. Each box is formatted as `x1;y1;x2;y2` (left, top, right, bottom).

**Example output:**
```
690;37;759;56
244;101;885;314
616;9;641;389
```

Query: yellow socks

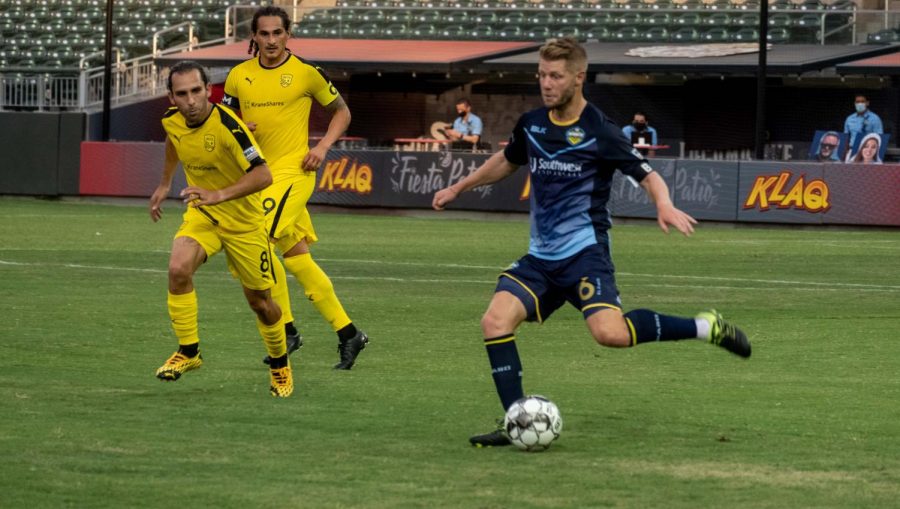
283;253;351;332
167;290;199;346
269;254;295;325
257;317;287;359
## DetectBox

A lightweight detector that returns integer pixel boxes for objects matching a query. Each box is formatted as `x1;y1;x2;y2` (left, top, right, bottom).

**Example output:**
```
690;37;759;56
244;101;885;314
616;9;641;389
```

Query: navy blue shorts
496;244;623;323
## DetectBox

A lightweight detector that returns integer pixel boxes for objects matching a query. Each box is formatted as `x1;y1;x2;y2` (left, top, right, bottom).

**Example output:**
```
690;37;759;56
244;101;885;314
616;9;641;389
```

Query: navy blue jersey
504;103;653;261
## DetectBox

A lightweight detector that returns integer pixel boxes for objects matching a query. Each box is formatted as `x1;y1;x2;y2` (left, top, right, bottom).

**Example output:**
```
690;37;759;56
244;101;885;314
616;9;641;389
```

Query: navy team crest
280;74;293;88
204;134;215;152
565;127;585;146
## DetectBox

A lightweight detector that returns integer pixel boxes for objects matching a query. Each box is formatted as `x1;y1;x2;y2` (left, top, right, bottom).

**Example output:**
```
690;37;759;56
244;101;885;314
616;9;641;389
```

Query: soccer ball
504;395;563;452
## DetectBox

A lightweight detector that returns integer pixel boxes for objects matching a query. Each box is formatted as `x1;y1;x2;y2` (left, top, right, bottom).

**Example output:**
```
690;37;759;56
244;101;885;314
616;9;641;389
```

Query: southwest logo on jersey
204;135;215;152
280;74;293;88
565;127;585;145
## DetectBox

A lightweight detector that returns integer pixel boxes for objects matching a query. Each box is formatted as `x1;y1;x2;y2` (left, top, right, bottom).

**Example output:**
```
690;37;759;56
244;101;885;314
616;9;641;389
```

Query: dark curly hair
247;6;292;56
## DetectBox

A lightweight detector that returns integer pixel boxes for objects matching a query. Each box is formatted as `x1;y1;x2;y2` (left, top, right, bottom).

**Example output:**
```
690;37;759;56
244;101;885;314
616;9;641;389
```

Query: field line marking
3;258;900;292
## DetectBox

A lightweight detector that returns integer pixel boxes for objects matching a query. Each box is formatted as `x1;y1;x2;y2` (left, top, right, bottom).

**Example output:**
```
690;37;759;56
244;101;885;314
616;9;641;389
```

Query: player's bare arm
150;137;182;222
181;163;273;207
640;171;697;236
432;151;519;210
303;96;351;171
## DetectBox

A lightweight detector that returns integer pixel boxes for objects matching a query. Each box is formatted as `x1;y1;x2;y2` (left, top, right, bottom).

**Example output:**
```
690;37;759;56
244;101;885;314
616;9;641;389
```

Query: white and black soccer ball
504;395;563;452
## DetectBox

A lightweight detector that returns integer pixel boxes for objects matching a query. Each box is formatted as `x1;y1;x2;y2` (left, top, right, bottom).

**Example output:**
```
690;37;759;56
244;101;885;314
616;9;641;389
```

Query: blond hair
539;37;587;73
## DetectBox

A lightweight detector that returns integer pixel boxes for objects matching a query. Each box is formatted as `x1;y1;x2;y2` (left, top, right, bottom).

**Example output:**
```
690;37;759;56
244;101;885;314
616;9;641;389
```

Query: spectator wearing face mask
445;98;484;151
622;112;658;156
844;95;883;150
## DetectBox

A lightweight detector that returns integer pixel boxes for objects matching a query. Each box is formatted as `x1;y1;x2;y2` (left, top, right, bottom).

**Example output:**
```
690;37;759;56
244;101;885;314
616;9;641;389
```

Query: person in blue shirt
844;95;883;150
445;98;483;150
621;112;658;146
432;37;751;448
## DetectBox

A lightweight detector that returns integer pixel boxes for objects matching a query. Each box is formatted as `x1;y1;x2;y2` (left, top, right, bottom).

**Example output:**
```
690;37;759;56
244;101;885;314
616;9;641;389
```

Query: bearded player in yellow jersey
222;6;368;370
150;60;293;397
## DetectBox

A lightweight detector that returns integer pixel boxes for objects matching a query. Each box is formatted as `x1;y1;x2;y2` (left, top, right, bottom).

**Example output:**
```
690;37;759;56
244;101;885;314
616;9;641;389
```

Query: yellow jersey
161;103;267;233
222;52;340;178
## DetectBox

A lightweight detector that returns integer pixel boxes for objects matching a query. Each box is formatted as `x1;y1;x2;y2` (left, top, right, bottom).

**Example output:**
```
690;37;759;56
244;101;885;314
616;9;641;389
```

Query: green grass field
1;196;899;508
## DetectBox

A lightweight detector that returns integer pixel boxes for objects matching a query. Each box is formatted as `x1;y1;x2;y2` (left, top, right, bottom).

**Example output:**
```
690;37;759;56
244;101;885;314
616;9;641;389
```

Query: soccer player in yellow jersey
222;6;368;370
150;60;293;397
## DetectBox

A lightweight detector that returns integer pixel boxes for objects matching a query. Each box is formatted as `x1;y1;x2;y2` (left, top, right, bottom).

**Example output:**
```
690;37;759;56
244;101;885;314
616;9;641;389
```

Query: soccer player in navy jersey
432;38;751;447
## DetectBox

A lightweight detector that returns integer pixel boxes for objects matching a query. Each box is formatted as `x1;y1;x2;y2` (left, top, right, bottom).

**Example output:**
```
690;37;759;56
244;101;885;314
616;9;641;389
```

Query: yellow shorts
176;208;275;291
261;171;319;253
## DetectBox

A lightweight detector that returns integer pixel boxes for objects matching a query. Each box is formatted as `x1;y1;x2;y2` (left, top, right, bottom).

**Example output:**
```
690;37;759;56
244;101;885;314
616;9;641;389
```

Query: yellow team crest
280;74;293;88
204;134;215;152
566;127;585;146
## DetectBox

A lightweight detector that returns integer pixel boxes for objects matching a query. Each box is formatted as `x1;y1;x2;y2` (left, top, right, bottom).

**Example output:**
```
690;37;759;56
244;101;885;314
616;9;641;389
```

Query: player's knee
167;262;193;290
481;309;514;338
247;295;280;324
590;323;631;348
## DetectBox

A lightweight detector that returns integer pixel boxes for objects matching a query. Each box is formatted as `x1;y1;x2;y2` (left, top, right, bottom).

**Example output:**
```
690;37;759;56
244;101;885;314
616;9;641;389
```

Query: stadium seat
732;13;759;26
473;11;498;25
413;9;441;23
438;24;467;39
34;33;57;48
768;13;792;27
293;22;324;37
500;11;526;24
728;0;758;8
615;12;643;25
867;29;900;43
583;12;612;26
1;19;17;36
184;8;208;24
303;9;332;24
441;10;469;24
641;0;672;9
129;8;155;22
356;9;385;23
613;27;641;40
524;26;551;40
118;21;148;36
643;26;669;41
553;26;580;38
767;0;790;10
645;13;672;25
701;27;730;40
351;23;381;39
557;12;583;25
381;23;409;38
495;25;523;38
70;19;96;35
670;26;699;40
673;12;702;27
410;22;438;37
766;27;790;42
795;13;822;27
671;0;701;8
582;26;610;40
703;12;731;26
790;0;822;9
732;27;758;40
529;11;555;26
78;8;104;22
386;9;413;23
470;25;494;39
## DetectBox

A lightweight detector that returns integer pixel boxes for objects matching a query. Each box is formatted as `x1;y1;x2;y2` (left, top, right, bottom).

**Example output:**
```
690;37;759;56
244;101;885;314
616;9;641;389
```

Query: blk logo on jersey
204;135;216;152
565;127;585;146
280;74;293;88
